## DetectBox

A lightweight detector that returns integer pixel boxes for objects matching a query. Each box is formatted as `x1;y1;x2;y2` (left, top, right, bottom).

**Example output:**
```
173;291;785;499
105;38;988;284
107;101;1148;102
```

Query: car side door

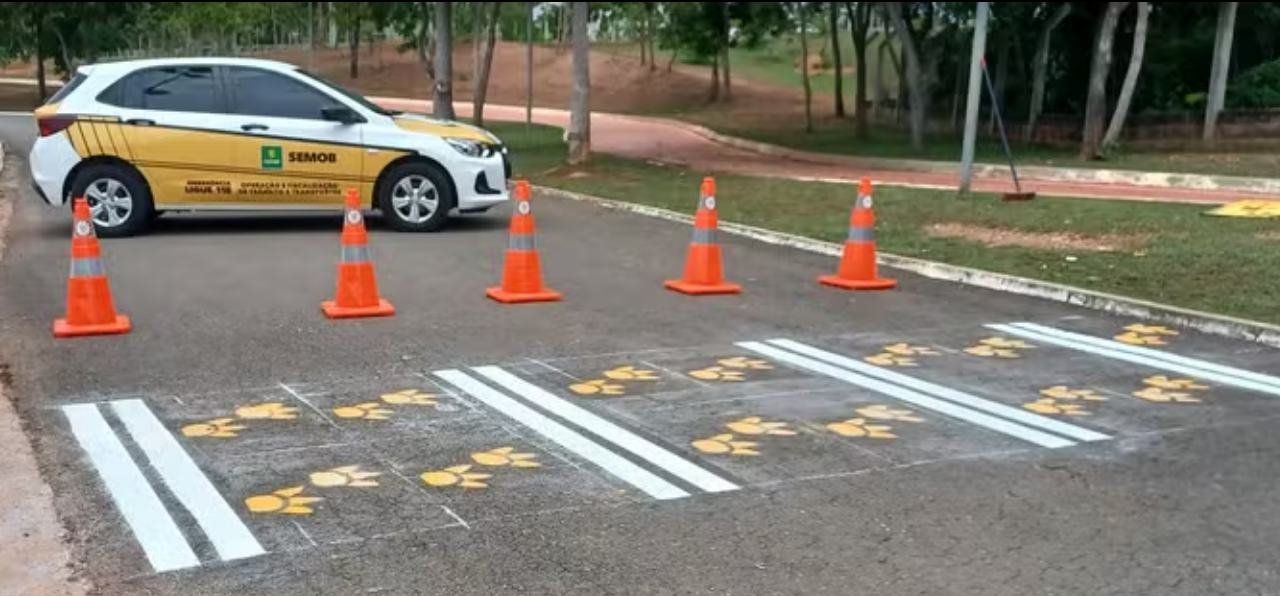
93;64;239;207
221;65;366;207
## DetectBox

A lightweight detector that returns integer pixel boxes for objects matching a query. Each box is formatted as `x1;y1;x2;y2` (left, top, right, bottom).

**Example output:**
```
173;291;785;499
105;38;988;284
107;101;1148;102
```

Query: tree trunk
434;1;455;120
883;3;925;151
568;1;592;164
830;2;845;117
348;16;361;79
416;14;437;81
950;42;966;132
667;41;679;71
1203;1;1238;145
799;2;813;132
1080;2;1129;159
473;1;501;127
847;2;870;136
708;55;720;101
720;1;732;100
1026;3;1071;142
1102;2;1150;150
647;4;657;72
872;35;886;119
472;2;483;82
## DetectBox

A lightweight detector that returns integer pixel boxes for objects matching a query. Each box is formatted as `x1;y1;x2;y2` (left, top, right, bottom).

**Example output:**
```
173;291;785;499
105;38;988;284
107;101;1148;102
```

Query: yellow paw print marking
979;337;1032;349
1115;331;1167;346
689;366;745;382
883;343;939;356
1040;385;1106;401
421;465;492;489
308;465;381;488
691;434;759;456
379;389;439;406
569;379;626;396
1143;376;1209;391
1132;387;1202;404
181;418;246;438
332;402;394;420
234;402;299;420
244;485;322;515
855;405;924;422
471;447;542;468
826;418;897;439
1023;398;1090;416
717;357;774;370
865;353;917;367
1124;324;1179;336
963;345;1022;359
725;416;797;436
602;365;659;381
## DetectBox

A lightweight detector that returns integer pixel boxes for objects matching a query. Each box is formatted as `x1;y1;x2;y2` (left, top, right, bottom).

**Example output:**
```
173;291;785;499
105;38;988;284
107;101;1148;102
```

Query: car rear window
45;72;87;104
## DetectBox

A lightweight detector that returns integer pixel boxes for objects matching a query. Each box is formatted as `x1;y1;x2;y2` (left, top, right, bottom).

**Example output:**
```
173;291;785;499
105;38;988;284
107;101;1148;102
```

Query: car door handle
241;123;269;131
125;118;154;126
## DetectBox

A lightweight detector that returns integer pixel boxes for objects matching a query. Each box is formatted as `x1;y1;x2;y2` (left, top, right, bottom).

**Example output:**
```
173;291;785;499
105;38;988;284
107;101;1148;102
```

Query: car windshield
293;68;402;117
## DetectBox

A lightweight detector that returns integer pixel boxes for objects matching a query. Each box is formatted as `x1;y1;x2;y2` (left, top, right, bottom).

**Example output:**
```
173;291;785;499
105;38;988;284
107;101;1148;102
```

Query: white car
29;56;511;237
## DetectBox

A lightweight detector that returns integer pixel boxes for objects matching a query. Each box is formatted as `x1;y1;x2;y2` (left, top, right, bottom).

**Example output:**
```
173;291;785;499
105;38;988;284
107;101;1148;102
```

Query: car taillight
38;115;77;137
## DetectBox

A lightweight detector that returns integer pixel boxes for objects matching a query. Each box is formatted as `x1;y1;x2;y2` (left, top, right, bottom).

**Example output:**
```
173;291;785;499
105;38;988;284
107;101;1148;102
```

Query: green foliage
1226;58;1280;109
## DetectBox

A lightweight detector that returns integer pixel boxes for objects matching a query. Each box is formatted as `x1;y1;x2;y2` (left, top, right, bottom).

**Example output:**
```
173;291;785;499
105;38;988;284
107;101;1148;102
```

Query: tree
829;2;844;117
568;1;591;164
1102;2;1151;150
1204;1;1238;144
434;1;455;120
797;2;813;133
883;1;932;152
333;2;369;79
472;1;502;127
1025;2;1071;142
845;1;872;138
1081;2;1129;159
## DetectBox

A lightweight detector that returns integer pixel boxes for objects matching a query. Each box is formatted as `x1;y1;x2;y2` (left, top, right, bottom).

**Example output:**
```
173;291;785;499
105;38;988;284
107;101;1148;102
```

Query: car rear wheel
378;161;454;233
69;164;155;238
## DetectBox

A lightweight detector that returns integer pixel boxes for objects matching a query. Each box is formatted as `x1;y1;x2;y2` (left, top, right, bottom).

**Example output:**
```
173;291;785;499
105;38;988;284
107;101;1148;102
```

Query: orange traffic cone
664;176;741;295
819;177;897;291
321;189;395;318
53;198;131;338
486;180;562;304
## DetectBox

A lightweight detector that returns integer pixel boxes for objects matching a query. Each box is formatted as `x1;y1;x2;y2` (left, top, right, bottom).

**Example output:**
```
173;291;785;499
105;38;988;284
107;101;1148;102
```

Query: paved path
4;116;1280;595
374;98;1278;205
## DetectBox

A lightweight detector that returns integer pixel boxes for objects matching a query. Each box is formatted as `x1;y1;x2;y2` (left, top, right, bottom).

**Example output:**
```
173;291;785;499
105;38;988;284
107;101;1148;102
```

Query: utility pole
958;1;990;195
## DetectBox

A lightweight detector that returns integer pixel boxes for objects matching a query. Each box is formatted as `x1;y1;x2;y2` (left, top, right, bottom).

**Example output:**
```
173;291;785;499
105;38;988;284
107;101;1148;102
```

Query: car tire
68;163;155;238
377;161;455;233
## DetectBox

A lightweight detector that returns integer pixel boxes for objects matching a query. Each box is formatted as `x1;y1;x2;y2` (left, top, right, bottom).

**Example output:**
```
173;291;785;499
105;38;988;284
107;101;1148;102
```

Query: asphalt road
3;114;1280;596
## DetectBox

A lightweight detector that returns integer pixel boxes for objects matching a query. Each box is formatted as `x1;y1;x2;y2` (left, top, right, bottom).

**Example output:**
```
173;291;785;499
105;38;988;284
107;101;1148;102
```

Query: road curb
533;184;1280;348
682;124;1280;196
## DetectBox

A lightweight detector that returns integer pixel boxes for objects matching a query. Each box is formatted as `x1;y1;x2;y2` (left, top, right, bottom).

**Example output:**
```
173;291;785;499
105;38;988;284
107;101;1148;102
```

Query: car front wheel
378;161;455;233
69;164;155;238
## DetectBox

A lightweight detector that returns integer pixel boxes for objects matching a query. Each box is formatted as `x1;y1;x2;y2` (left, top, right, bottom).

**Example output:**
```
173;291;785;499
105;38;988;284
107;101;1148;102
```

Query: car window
46;72;87;105
227;67;337;120
98;66;221;112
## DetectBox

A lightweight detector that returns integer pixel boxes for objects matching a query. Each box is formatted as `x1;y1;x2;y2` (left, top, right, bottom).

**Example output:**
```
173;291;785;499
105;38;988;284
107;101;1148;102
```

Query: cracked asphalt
2;114;1279;596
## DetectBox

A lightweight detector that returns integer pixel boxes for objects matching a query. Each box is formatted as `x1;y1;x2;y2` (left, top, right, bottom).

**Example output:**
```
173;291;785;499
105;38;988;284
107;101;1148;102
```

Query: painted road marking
111;399;266;563
766;339;1111;444
990;323;1280;398
61;403;201;573
737;341;1079;449
434;369;691;500
471;365;741;494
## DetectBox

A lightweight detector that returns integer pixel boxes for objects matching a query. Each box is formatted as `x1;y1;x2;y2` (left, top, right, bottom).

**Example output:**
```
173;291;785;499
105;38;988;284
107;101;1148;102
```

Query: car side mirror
321;105;363;125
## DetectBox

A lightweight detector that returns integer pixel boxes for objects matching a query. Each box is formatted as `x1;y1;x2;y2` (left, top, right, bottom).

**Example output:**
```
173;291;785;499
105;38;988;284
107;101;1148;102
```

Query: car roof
79;56;298;77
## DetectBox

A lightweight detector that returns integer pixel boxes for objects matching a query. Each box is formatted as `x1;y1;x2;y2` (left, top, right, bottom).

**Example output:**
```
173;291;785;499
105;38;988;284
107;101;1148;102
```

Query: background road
2;114;1279;596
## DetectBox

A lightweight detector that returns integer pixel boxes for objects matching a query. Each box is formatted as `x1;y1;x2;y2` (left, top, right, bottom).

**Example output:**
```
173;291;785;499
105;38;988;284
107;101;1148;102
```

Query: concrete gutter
534;184;1280;348
686;124;1280;196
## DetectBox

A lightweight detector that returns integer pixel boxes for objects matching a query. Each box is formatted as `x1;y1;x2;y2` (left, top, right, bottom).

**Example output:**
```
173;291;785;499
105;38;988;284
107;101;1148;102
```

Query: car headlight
445;138;496;158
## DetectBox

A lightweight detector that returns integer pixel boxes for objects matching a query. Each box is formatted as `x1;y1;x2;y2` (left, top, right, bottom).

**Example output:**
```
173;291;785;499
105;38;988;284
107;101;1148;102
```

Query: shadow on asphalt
33;211;511;239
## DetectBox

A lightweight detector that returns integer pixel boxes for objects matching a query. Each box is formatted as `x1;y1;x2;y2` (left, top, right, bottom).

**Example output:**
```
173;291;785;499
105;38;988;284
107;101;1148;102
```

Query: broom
980;56;1036;201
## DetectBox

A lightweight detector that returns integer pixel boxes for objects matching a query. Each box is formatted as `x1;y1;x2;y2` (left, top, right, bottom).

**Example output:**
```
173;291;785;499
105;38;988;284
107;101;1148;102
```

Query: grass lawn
687;117;1280;180
488;121;1280;326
